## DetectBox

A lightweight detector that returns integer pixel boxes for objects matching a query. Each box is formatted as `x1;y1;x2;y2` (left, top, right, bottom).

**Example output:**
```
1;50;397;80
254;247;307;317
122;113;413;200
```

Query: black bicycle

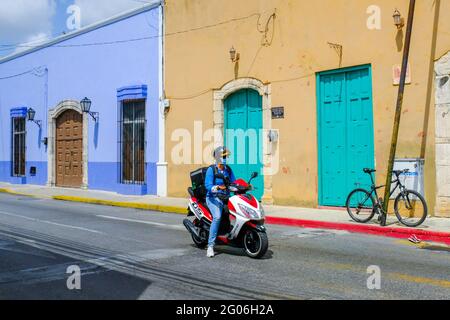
346;168;428;227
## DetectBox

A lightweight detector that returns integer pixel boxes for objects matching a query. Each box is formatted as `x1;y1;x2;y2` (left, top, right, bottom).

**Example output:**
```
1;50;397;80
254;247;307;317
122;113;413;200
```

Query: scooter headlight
238;204;260;219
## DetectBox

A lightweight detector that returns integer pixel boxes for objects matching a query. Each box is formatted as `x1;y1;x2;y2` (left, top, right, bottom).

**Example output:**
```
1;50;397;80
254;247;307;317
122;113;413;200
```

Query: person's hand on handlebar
218;185;227;190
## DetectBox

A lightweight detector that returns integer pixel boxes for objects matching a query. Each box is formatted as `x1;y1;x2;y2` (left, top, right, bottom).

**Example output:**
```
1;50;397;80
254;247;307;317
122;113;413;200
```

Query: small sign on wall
393;64;411;85
271;107;285;119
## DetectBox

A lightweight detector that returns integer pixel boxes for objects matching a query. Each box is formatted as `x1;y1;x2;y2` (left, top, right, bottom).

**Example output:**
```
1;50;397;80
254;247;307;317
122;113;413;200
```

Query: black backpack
190;165;232;199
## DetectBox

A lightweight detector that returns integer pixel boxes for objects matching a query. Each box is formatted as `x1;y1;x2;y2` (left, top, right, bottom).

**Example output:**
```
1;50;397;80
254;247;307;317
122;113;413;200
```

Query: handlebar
228;183;253;192
394;169;410;174
363;168;409;176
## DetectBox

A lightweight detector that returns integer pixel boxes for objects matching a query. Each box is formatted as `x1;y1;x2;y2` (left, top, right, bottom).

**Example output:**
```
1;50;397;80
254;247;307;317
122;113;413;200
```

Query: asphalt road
0;193;448;300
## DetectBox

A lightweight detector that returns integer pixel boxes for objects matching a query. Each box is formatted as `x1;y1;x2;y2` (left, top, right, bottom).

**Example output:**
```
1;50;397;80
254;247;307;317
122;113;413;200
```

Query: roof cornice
0;1;161;65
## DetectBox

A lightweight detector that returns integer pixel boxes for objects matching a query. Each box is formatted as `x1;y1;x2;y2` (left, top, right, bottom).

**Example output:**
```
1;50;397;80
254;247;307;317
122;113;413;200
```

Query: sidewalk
1;182;449;245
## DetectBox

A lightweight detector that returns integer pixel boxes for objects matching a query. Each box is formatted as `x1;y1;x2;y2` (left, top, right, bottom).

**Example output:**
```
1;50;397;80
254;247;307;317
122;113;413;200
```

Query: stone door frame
213;78;274;204
47;100;88;189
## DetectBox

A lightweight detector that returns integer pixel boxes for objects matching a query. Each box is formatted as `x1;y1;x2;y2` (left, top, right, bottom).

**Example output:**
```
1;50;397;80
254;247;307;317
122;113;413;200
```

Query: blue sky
0;0;155;58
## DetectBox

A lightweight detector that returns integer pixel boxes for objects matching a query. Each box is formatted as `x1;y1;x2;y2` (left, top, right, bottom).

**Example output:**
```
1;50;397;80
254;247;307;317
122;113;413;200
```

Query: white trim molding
435;51;450;217
47;100;88;189
213;78;275;205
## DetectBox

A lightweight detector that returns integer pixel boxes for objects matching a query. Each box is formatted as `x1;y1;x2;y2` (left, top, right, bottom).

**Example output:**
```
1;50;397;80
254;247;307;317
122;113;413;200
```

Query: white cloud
0;0;56;44
13;32;51;54
74;0;152;27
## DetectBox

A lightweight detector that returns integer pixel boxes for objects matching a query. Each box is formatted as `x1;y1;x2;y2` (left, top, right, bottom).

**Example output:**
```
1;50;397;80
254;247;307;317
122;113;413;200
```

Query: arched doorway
224;89;264;200
213;78;274;204
47;100;88;189
55;109;83;187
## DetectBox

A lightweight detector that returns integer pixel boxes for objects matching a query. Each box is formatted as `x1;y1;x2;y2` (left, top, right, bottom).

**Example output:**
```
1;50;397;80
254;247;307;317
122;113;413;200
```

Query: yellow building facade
163;0;450;217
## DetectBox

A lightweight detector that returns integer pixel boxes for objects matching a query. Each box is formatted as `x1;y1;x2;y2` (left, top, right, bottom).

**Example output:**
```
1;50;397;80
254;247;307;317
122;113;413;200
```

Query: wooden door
56;110;83;187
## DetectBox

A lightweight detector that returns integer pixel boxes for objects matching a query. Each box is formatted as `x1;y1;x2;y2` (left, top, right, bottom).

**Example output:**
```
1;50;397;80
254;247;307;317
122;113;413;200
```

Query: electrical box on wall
390;158;424;199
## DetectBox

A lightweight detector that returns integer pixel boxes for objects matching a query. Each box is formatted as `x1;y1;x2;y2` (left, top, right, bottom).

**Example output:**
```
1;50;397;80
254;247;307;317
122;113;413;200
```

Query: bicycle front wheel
346;189;376;223
394;190;428;227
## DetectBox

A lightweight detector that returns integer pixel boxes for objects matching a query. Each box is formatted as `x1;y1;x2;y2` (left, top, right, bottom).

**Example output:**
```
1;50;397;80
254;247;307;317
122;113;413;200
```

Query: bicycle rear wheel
394;190;428;227
346;189;376;223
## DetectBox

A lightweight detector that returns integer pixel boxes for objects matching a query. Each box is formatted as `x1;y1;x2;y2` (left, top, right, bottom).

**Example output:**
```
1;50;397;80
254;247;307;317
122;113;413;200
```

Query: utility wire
168;72;316;100
0;66;46;80
0;12;261;50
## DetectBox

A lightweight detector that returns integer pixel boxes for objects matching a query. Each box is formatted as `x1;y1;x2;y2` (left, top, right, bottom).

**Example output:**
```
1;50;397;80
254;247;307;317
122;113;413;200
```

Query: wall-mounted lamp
393;9;404;29
229;46;240;62
80;97;99;122
27;108;42;129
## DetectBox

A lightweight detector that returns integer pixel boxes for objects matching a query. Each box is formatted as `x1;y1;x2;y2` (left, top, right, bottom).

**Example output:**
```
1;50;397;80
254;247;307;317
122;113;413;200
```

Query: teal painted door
225;89;264;200
317;66;375;206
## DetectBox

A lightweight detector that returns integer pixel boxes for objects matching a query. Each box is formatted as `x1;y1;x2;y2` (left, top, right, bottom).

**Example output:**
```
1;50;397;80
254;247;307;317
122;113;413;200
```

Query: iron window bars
118;99;146;185
12;117;26;177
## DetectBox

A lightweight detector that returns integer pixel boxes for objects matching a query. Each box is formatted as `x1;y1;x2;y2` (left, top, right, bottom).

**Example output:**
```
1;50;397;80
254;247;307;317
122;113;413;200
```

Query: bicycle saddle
363;168;376;174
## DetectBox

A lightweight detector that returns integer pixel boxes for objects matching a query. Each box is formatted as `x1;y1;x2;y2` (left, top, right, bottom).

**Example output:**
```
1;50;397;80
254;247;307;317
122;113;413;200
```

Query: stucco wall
164;0;450;215
0;7;161;195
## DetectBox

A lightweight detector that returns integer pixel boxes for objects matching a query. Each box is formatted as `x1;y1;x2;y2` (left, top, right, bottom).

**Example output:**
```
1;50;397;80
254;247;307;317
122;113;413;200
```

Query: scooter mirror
248;172;258;184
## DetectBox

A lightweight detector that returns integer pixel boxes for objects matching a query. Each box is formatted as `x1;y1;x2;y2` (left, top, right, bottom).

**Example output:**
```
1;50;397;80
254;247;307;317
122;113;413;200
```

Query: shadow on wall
421;0;441;159
94;120;99;149
396;29;404;52
38;126;42;149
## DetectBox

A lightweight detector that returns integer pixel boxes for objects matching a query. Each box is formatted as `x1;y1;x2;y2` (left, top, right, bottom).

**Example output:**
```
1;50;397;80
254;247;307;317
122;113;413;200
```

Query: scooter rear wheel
243;230;268;259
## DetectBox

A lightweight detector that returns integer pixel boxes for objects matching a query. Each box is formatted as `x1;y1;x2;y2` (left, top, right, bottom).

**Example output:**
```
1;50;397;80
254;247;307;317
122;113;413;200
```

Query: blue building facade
0;3;166;196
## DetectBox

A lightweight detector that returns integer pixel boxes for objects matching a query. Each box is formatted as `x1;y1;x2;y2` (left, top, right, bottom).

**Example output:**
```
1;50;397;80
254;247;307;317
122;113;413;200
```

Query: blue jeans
206;196;224;247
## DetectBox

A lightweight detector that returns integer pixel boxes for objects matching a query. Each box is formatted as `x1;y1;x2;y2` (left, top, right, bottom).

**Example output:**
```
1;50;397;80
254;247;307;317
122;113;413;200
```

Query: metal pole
381;0;416;225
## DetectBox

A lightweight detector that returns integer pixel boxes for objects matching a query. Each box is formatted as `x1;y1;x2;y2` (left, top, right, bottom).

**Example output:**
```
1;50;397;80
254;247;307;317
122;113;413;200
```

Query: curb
265;216;450;245
0;188;36;198
52;195;188;215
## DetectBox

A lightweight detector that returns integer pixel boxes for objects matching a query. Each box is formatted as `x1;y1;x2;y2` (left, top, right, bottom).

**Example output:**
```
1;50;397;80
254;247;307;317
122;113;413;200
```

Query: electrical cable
0;66;46;80
0;12;261;50
167;71;316;100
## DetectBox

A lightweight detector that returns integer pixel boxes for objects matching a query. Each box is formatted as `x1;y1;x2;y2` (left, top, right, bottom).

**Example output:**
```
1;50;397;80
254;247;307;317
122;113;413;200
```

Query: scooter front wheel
188;218;208;249
243;229;268;259
192;233;208;249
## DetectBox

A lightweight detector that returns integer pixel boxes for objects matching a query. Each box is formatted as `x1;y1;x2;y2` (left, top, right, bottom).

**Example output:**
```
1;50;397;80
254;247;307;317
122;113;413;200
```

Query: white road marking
0;210;104;234
97;215;184;230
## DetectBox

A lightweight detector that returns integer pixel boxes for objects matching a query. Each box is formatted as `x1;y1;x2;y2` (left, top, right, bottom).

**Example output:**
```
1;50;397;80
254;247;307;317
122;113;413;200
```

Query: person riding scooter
204;146;236;258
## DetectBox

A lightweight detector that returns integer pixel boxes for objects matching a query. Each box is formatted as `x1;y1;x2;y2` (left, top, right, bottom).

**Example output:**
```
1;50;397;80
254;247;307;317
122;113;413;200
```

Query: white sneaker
207;246;215;258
